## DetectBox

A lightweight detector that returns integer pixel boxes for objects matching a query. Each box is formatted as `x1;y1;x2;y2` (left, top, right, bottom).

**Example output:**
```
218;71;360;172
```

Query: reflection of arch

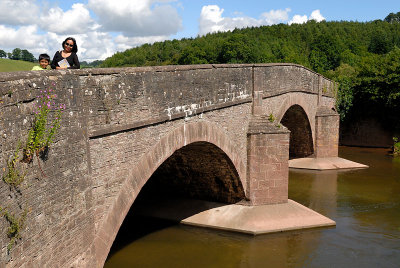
91;121;246;267
280;105;314;158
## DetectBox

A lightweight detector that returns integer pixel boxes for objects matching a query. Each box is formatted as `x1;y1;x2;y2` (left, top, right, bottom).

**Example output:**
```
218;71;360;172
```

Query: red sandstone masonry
247;116;290;205
315;106;339;158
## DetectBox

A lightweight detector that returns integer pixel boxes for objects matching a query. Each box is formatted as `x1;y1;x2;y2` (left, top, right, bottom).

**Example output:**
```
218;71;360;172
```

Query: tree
21;49;35;62
0;49;6;58
11;48;21;60
384;12;400;23
368;30;392;54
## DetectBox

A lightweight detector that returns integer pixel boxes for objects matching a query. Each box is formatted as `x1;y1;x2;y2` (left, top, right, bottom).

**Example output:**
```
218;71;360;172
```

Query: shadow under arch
90;121;247;267
280;104;314;159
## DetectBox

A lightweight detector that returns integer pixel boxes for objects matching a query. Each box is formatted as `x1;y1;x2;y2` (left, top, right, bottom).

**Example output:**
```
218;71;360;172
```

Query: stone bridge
0;64;339;267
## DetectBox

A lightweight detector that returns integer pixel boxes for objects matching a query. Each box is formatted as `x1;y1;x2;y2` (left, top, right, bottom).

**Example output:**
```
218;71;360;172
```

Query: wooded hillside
101;19;400;133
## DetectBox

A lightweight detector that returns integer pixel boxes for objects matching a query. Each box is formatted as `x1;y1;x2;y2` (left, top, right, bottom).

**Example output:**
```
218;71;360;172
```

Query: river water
105;147;400;268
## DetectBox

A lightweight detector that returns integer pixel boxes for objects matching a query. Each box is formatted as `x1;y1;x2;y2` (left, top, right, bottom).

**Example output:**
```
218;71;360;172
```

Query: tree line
0;48;36;62
101;13;400;133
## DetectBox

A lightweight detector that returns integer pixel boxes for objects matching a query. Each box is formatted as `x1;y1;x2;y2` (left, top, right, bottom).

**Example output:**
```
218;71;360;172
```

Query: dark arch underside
139;141;245;204
281;105;314;159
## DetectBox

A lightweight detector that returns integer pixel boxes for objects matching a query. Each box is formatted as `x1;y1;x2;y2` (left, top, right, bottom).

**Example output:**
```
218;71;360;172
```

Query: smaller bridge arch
90;121;247;267
280;104;314;159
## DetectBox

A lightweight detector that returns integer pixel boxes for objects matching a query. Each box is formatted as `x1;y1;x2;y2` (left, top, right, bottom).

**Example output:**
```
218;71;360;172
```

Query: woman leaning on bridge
51;37;80;69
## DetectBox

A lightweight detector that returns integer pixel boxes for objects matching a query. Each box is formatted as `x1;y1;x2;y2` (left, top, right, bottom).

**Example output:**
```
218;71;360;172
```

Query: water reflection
105;147;400;267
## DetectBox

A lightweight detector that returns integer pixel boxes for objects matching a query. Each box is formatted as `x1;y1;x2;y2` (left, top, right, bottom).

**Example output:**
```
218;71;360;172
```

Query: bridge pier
315;106;340;158
246;116;290;205
177;115;335;234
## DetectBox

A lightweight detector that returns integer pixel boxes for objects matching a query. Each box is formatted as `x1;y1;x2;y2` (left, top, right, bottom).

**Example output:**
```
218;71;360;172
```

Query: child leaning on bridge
31;53;50;70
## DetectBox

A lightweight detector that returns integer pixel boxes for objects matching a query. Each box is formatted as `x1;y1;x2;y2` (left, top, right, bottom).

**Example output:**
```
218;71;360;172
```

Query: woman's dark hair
38;53;50;62
62;37;78;53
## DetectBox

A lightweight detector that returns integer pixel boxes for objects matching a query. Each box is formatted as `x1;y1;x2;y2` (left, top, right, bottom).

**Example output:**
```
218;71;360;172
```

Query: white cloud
0;0;39;26
310;10;325;22
114;35;169;51
40;3;97;35
0;25;42;49
260;8;291;25
87;0;182;37
289;15;308;25
199;5;326;34
288;10;325;25
199;5;291;35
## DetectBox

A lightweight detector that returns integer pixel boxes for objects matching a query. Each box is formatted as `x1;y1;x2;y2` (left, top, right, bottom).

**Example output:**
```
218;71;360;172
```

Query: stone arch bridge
0;64;339;267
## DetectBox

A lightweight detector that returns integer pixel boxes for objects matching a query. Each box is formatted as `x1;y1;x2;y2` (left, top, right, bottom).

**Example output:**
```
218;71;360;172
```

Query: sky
0;0;398;62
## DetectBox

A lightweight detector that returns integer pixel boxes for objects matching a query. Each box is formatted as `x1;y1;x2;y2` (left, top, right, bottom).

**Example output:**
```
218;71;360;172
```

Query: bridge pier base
289;106;368;170
246;116;290;205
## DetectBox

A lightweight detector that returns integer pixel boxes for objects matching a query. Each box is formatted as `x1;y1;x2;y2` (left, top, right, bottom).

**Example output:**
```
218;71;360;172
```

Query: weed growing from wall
0;207;30;254
2;143;26;191
22;87;65;174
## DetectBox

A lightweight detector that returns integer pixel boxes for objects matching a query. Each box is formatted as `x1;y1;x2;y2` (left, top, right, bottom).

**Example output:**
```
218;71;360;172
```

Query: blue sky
0;0;398;61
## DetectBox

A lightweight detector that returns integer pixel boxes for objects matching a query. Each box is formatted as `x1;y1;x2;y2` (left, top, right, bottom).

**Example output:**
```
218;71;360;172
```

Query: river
105;146;400;267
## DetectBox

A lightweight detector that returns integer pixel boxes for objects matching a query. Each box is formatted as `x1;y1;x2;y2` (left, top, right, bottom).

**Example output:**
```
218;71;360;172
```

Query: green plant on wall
268;113;275;123
23;86;65;167
0;207;30;253
2;143;26;190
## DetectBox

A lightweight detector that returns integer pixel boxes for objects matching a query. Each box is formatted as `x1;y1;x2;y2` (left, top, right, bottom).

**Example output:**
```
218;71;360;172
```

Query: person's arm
68;53;80;69
50;52;59;69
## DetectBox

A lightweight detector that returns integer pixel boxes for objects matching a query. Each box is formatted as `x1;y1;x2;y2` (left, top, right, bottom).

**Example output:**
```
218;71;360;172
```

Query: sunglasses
65;43;74;47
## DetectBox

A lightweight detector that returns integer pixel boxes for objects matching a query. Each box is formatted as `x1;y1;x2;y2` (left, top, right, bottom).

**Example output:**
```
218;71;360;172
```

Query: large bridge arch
89;120;247;267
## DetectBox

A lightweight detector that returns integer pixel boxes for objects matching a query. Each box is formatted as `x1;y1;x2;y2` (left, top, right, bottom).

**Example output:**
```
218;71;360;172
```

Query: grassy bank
0;58;37;72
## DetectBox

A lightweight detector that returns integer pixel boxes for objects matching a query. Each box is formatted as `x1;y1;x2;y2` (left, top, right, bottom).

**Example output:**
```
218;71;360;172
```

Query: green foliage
326;64;357;119
268;113;276;122
20;49;35;62
80;60;104;68
2;144;26;190
0;48;36;63
23;87;64;163
0;207;29;253
11;48;22;60
393;137;400;157
385;11;400;23
368;29;392;54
